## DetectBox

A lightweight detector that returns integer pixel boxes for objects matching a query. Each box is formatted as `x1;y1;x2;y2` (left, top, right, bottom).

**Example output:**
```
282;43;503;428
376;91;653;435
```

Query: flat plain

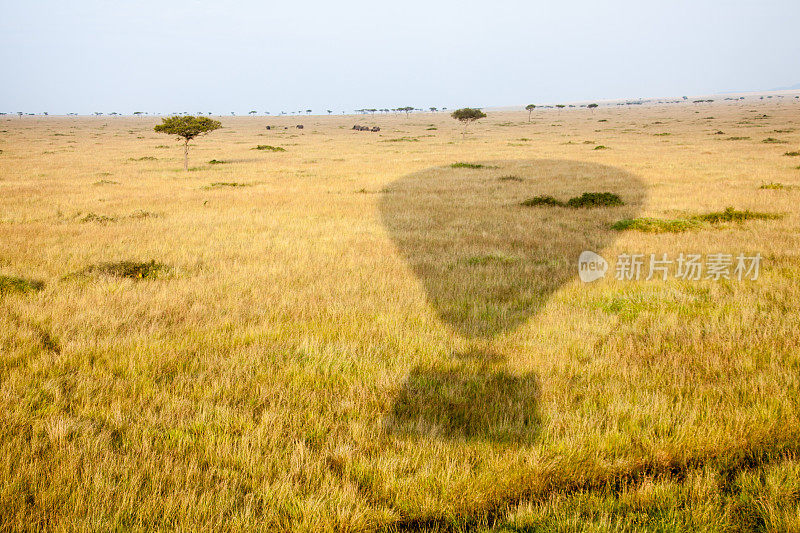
1;99;799;531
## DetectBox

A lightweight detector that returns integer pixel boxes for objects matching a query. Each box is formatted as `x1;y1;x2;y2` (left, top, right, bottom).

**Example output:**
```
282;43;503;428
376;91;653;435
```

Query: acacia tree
451;108;486;138
525;104;536;122
154;115;221;171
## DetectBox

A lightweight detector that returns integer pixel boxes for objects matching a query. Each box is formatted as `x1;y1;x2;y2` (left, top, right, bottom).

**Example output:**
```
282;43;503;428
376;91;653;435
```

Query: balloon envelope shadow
380;159;646;442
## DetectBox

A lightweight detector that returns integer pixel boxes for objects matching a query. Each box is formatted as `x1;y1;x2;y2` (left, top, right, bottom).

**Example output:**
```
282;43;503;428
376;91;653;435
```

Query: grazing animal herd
263;124;380;132
263;124;380;133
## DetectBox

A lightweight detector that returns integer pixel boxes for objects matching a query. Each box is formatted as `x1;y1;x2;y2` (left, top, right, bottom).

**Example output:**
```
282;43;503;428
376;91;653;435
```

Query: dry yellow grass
1;100;799;531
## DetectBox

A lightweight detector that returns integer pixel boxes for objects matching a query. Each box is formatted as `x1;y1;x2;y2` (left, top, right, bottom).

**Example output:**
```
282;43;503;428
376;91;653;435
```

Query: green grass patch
760;182;786;190
498;175;524;182
382;137;420;142
80;212;118;224
206;182;253;188
451;162;488;169
724;136;750;141
0;275;45;295
693;207;783;223
762;138;788;144
129;210;160;219
463;253;519;266
208;159;227;164
784;152;800;157
611;217;701;233
253;145;285;151
614;207;784;233
128;156;157;161
593;145;609;150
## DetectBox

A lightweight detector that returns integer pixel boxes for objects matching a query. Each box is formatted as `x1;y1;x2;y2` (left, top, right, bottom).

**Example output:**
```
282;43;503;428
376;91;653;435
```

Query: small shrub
566;192;624;208
654;132;671;136
759;182;785;190
522;195;562;207
498;175;524;182
593;145;609;150
73;260;169;280
784;151;800;157
129;156;157;161
725;136;750;141
0;275;45;295
762;138;788;144
208;159;227;164
253;145;285;151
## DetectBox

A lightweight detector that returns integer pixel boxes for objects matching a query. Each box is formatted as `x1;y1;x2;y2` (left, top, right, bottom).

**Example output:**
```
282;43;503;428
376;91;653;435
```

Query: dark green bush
521;195;562;207
565;192;624;208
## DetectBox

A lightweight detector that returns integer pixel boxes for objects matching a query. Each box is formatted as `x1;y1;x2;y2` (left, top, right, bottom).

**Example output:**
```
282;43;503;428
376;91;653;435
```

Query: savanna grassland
1;98;799;531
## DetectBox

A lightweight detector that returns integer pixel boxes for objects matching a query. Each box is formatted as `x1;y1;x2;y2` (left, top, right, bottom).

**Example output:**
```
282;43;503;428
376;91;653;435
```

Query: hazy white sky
1;0;798;114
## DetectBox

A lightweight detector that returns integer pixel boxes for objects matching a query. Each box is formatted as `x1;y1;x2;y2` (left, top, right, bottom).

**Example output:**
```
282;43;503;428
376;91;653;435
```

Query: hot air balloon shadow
380;159;646;443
